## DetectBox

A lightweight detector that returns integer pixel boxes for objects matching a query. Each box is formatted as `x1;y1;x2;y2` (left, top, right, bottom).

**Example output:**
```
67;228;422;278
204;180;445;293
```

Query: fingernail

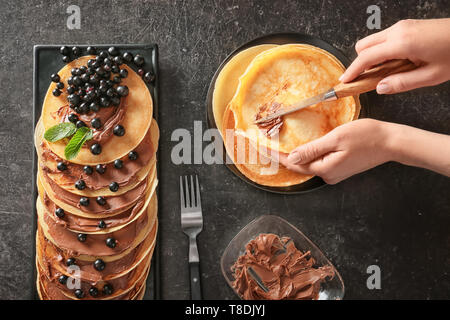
288;151;302;163
338;74;344;81
377;82;391;94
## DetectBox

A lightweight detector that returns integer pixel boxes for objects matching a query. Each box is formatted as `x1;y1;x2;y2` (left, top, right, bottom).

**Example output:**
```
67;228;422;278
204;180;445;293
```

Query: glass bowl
220;215;345;300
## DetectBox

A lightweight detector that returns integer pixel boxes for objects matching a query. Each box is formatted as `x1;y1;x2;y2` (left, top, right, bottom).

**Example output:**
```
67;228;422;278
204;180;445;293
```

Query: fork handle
189;236;202;300
190;261;202;300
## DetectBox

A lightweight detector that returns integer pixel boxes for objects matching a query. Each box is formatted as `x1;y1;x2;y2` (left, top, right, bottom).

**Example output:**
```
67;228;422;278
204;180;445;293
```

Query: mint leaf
44;123;77;142
64;127;94;160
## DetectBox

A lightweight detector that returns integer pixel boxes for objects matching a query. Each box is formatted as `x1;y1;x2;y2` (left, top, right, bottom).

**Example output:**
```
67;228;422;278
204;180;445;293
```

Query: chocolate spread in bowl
231;233;335;300
254;102;284;138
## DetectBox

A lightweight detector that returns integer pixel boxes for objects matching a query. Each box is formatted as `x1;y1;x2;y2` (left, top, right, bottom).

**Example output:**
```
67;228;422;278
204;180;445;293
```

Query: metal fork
180;175;203;300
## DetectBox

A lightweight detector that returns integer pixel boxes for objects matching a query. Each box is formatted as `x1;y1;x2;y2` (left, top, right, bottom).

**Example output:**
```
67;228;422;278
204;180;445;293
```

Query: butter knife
254;59;416;124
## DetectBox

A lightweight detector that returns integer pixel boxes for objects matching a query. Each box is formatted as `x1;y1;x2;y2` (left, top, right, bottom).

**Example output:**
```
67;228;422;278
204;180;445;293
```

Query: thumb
376;65;437;94
287;135;336;165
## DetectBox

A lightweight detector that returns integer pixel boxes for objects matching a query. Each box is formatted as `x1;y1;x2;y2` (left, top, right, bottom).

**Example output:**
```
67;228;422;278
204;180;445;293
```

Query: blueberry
103;284;113;295
99;51;109;59
103;57;113;66
62;55;71;63
109;182;119;192
96;196;106;206
79;197;89;206
52;89;61;97
108;46;119;56
77;233;87;242
116;85;128;97
111;96;121;107
111;65;120;74
133;54;145;66
98;220;107;229
75;180;86;190
58;275;68;285
106;88;116;97
89;74;100;86
128;151;138;160
144;71;155;83
66;258;76;266
74;289;84;299
57;161;67;171
55;208;65;218
86;46;96;55
81;73;90;83
113;56;123;65
79;66;87;73
122;52;133;62
95;164;106;174
119;69;128;78
51;73;60;83
90;102;99;112
68;94;80;106
78;102;89;114
90;143;102;155
113;124;125;137
114;159;123;169
83;165;93;175
66;86;75;94
72;46;81;56
76;120;86;128
112;75;121;84
95;67;105;76
137;68;144;76
100;97;110;108
59;46;70;56
56;82;64;89
94;259;105;271
73;76;82;86
89;287;98;297
106;238;116;248
91;118;102;129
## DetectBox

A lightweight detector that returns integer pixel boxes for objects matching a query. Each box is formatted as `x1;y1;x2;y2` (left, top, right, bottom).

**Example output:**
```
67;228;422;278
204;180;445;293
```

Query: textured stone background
0;0;449;299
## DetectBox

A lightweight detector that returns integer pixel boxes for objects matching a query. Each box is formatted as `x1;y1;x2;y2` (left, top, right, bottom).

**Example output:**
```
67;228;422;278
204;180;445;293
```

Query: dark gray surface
0;0;449;300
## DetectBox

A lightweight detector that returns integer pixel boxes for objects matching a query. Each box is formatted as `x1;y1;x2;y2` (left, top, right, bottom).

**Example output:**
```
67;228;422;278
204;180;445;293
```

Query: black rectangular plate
31;44;160;300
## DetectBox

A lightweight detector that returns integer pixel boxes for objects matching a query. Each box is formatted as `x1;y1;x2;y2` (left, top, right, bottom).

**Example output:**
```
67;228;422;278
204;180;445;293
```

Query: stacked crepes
34;56;159;300
213;44;361;187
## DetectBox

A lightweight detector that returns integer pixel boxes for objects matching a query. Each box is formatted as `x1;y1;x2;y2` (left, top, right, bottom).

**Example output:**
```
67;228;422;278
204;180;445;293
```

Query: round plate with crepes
206;33;366;194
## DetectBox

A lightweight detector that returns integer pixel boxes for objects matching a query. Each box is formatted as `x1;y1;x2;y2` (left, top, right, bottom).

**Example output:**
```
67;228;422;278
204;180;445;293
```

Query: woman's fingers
286;134;337;165
377;64;439;94
355;29;388;54
339;42;400;83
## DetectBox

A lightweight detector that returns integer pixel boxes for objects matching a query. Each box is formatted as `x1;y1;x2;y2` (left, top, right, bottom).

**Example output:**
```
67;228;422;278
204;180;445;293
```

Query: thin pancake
229;44;357;154
41;56;153;165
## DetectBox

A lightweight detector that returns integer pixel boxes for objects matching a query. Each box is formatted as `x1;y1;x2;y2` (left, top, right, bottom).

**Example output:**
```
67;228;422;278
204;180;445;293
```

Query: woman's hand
340;19;450;94
280;119;450;184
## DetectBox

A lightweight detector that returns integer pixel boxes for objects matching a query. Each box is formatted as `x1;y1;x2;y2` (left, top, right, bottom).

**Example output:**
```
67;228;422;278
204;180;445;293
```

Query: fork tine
180;176;185;208
195;175;201;209
190;175;195;207
184;175;191;207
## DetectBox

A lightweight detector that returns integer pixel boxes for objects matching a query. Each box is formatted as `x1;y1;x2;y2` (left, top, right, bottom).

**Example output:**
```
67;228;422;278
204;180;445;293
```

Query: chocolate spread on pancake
231;233;334;300
255;102;283;138
55;101;125;145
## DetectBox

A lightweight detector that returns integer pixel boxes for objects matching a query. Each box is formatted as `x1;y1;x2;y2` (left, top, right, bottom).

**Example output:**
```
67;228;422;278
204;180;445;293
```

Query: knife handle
333;59;417;98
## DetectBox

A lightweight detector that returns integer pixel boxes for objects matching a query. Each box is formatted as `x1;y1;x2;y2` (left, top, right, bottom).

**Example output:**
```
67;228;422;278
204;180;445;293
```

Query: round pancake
35;118;159;197
229;44;358;154
213;44;278;133
41;55;153;165
37;167;157;219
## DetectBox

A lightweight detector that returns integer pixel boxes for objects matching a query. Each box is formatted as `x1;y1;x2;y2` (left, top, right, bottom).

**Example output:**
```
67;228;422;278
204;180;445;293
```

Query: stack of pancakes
34;56;159;300
213;44;361;187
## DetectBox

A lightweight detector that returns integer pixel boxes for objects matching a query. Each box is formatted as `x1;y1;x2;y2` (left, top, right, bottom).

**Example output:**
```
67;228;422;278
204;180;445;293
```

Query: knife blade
254;88;337;124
